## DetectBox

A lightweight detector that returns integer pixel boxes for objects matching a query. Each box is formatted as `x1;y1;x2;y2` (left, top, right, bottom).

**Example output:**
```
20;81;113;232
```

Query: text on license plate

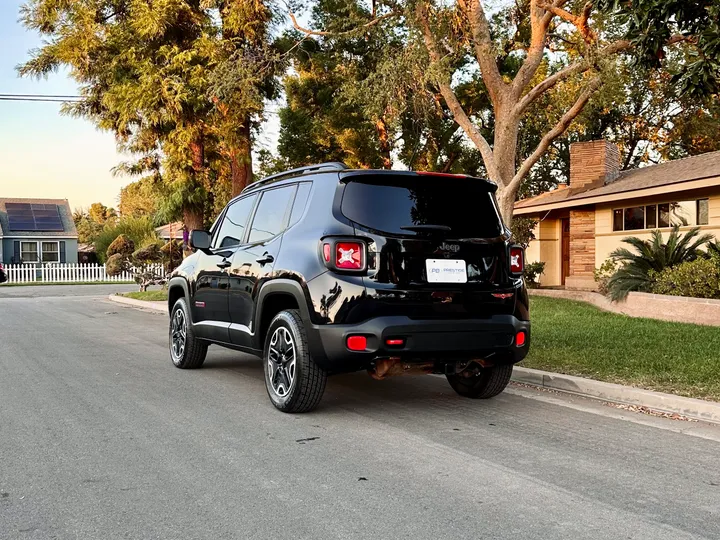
425;259;467;283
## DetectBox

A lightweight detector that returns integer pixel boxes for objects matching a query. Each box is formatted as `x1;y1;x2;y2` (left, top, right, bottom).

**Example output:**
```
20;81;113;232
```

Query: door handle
217;259;231;269
256;254;274;265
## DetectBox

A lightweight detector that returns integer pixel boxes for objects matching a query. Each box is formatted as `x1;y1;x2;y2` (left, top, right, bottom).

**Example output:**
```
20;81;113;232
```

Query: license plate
425;259;467;283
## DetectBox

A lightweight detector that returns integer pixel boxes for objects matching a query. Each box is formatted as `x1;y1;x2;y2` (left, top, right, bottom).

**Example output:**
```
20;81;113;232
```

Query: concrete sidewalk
513;367;720;424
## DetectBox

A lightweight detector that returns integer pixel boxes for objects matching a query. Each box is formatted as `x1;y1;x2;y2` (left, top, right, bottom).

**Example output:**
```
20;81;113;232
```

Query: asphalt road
2;287;720;540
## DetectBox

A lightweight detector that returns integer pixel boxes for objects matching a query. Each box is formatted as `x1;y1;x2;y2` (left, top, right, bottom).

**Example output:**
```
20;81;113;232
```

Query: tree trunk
375;117;393;169
183;205;204;232
495;188;517;228
231;121;253;197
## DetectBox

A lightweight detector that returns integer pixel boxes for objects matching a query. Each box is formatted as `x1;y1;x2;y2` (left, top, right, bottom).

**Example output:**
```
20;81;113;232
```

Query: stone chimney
569;140;620;192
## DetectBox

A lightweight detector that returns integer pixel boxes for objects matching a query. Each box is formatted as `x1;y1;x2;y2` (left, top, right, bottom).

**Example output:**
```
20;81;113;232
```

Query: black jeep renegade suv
167;163;530;412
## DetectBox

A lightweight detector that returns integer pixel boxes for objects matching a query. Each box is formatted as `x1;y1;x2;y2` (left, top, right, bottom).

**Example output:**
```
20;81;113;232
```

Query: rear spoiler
338;169;498;192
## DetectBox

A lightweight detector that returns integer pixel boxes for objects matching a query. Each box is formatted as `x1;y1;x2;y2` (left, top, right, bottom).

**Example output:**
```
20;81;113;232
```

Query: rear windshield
341;176;504;238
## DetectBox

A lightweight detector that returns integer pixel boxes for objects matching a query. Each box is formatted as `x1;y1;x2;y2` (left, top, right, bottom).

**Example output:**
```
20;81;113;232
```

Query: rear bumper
307;315;530;373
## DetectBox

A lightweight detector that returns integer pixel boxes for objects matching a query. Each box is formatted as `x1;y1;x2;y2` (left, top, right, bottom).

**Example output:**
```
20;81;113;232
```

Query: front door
193;193;259;342
192;248;234;342
561;218;570;286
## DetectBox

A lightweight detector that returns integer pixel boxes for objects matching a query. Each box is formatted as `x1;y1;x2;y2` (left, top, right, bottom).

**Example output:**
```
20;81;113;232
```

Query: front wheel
446;363;513;399
263;309;327;413
169;297;208;369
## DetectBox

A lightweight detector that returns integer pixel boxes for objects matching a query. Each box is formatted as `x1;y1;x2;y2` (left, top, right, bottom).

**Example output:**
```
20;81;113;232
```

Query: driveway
1;291;719;540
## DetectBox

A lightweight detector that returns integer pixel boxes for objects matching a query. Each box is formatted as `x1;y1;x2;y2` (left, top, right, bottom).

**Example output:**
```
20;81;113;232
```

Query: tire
263;309;327;413
169;297;208;369
446;363;513;399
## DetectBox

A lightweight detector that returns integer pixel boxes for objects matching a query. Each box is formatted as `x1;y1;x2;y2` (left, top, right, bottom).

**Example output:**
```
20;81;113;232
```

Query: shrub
594;259;618;296
525;261;545;288
510;217;538;249
107;234;135;258
651;259;720;299
606;226;713;301
94;216;159;263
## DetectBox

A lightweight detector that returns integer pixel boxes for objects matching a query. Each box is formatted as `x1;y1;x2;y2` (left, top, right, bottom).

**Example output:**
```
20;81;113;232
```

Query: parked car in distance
167;163;530;412
0;263;7;284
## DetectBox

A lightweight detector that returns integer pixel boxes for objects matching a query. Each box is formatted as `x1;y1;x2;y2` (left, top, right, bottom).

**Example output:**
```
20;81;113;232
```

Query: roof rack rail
243;162;348;192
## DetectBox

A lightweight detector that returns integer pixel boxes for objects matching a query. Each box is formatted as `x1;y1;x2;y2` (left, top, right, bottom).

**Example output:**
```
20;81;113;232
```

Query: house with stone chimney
516;140;720;289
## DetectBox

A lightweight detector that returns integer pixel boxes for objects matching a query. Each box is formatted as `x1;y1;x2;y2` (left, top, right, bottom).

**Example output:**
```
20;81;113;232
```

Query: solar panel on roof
6;203;65;231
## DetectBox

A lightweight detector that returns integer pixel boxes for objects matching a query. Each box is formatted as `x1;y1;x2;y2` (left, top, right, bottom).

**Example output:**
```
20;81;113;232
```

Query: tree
291;0;719;224
19;0;277;227
119;176;164;218
73;203;118;244
106;236;166;292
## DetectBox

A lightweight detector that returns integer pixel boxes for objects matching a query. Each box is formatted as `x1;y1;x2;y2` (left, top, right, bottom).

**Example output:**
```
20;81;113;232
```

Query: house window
42;242;59;262
21;241;39;262
612;199;710;231
698;199;709;226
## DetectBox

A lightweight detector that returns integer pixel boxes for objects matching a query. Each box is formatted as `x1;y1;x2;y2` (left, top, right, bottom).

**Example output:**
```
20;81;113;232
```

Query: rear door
228;184;297;347
339;173;516;318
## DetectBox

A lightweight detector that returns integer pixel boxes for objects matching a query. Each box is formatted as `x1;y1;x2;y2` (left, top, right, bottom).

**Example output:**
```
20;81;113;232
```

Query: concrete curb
108;294;168;314
513;366;720;424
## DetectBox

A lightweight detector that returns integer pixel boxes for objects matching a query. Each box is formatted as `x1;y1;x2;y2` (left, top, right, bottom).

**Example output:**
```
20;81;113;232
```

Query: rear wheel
446;363;513;399
263;309;327;413
169;298;208;369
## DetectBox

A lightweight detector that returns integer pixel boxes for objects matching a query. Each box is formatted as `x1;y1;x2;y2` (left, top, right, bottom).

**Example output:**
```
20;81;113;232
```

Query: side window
288;182;312;227
248;186;296;244
214;194;257;249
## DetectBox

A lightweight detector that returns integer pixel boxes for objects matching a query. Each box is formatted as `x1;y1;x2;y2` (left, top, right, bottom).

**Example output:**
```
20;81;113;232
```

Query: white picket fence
3;263;165;284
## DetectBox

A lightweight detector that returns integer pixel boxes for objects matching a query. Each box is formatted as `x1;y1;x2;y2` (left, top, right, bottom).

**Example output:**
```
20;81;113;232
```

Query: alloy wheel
267;327;296;397
170;308;187;362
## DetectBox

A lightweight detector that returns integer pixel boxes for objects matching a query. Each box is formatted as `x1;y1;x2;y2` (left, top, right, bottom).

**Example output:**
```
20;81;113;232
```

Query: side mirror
190;230;211;251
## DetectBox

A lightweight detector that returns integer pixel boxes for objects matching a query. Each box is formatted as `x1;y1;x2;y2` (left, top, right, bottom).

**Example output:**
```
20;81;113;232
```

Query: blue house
0;198;78;264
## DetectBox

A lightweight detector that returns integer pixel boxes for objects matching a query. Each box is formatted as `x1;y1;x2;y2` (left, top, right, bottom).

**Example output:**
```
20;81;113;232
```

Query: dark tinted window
341;177;503;238
646;205;657;229
613;209;623;232
248;186;295;243
215;195;257;248
623;207;644;230
289;182;312;227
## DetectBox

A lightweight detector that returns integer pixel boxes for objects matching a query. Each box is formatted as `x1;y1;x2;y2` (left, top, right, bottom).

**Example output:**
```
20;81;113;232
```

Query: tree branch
510;77;602;190
288;10;400;37
538;1;596;43
416;2;500;181
515;39;632;116
468;0;508;106
511;0;555;99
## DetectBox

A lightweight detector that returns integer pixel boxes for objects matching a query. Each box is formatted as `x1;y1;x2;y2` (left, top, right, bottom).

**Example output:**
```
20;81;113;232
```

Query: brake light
509;246;524;274
516;331;526;347
347;335;367;351
335;241;364;270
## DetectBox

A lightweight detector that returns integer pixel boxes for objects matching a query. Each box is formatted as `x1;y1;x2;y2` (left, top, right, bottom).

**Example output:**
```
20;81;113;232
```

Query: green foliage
651;259;720;299
161;240;184;272
606;227;714;301
94;216;158;264
525;262;545;289
73;204;118;244
597;0;720;97
510;217;538;249
105;253;126;276
119;175;165;219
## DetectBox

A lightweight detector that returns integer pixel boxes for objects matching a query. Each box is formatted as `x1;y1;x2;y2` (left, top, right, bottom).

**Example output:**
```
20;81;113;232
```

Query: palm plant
606;226;713;301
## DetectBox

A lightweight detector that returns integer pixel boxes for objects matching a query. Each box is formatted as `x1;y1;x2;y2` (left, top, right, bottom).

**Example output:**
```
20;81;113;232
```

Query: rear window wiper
400;224;452;233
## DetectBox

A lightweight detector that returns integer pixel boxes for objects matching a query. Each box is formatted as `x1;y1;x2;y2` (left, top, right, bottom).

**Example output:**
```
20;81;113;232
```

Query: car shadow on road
199;349;479;412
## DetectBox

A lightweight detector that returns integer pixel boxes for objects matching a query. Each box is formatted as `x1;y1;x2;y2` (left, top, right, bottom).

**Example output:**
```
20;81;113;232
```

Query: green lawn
523;296;720;401
120;290;169;301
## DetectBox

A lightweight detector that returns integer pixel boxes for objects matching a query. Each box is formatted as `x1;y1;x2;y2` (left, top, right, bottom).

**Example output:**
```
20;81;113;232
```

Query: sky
0;1;280;212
